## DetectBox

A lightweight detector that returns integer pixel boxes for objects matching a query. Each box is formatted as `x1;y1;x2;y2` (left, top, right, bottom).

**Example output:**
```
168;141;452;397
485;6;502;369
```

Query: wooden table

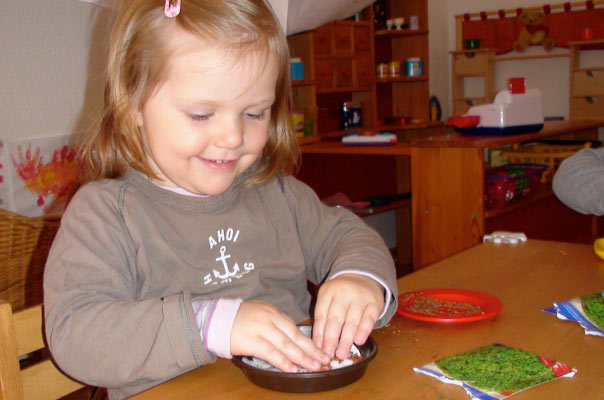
133;240;604;399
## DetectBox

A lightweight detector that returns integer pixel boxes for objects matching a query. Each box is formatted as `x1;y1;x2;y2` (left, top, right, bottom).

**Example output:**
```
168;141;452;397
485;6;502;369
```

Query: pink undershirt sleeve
192;298;242;359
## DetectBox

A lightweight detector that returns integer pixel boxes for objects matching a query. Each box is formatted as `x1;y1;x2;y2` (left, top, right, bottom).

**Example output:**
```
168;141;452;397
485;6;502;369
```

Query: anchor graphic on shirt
213;245;240;280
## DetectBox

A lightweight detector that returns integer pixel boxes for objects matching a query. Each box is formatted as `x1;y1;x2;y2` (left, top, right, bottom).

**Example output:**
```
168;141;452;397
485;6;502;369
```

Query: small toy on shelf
483;231;527;244
581;25;594;41
429;95;442;121
447;78;544;135
513;10;555;52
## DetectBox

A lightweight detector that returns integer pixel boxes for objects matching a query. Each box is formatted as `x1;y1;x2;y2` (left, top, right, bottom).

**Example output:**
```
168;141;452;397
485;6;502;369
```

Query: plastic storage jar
290;58;304;80
405;57;422;77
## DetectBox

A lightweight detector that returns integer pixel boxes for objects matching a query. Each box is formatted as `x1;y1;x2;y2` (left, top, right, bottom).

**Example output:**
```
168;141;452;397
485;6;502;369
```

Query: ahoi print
204;228;255;285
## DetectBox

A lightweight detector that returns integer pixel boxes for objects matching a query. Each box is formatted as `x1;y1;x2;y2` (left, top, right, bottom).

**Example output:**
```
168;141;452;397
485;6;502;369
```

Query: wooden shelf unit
374;28;429;37
450;9;603;121
376;76;428;84
569;40;604;121
450;49;495;115
287;0;432;139
375;0;430;125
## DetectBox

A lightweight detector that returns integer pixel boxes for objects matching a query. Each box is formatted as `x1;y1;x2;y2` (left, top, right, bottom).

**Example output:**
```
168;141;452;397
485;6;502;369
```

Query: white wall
428;0;451;119
0;0;114;141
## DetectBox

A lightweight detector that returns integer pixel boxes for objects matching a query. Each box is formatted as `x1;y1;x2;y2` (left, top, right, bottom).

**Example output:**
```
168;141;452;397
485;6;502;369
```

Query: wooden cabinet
569;40;604;121
287;0;432;141
334;58;354;88
313;59;331;89
332;25;353;56
354;26;372;53
451;49;495;115
356;58;374;87
310;20;374;91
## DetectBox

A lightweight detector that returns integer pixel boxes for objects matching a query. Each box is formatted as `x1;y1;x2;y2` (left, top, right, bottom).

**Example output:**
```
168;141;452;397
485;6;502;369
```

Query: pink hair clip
164;0;181;17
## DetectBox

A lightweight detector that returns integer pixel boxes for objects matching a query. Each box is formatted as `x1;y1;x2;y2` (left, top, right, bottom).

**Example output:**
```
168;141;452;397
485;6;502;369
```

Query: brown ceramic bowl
232;325;378;393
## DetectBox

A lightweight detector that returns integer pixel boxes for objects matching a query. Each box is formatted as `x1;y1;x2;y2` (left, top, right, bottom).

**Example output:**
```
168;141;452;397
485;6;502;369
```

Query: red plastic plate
397;288;503;323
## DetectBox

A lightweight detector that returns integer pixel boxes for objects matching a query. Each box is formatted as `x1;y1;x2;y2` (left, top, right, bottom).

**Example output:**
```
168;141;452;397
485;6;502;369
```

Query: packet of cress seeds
413;344;576;400
544;290;604;337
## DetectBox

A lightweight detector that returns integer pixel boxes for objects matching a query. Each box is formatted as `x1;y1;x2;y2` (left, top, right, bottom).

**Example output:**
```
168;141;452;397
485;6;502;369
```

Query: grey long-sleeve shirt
43;169;397;399
553;148;604;215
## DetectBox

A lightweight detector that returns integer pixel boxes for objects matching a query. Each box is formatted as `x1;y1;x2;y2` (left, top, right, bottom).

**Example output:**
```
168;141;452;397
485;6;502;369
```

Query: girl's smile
196;157;238;170
137;31;278;196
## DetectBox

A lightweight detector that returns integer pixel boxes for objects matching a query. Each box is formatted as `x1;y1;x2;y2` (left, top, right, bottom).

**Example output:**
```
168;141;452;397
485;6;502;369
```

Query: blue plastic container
290;58;304;80
405;57;422;77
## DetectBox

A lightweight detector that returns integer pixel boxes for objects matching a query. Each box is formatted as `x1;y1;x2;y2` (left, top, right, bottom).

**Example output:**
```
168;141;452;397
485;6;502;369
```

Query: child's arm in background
553;147;604;215
279;176;398;357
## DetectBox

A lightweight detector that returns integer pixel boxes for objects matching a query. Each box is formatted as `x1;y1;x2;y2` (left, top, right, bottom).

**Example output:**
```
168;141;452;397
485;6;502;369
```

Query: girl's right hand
230;301;330;373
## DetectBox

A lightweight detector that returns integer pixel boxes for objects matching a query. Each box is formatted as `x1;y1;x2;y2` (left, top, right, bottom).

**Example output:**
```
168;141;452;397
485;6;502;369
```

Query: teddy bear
513;10;555;52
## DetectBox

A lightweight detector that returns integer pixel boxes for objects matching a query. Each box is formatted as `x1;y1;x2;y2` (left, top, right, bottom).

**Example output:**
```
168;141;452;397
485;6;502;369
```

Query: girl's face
137;35;278;195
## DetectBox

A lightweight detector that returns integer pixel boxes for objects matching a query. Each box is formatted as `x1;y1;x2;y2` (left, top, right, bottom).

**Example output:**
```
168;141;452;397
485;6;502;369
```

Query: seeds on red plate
402;293;483;317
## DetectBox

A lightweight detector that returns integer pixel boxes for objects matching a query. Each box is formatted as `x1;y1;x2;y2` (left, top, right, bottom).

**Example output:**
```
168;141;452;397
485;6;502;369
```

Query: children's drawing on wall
6;135;84;217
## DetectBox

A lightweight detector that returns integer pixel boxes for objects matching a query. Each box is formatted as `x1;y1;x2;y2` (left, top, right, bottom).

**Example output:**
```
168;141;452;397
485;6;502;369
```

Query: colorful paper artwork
3;135;84;217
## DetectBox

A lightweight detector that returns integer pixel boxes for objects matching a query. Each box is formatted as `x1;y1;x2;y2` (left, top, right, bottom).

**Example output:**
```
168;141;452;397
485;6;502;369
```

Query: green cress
582;291;604;329
436;344;555;392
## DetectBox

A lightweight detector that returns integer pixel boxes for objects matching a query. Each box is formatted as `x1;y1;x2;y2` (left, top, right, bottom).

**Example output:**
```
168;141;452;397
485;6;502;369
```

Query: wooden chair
0;300;84;399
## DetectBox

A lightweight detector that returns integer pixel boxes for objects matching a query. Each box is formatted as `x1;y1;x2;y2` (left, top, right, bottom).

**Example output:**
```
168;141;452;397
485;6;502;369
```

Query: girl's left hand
312;274;384;360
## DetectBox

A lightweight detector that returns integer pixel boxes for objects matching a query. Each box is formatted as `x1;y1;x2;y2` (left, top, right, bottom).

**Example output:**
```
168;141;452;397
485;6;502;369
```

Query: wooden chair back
0;300;84;400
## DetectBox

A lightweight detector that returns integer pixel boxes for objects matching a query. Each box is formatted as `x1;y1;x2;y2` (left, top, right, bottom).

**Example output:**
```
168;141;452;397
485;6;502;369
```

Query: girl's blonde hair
81;0;299;186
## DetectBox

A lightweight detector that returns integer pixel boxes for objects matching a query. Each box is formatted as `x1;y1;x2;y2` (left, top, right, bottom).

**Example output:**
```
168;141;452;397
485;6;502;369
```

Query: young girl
43;0;397;398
